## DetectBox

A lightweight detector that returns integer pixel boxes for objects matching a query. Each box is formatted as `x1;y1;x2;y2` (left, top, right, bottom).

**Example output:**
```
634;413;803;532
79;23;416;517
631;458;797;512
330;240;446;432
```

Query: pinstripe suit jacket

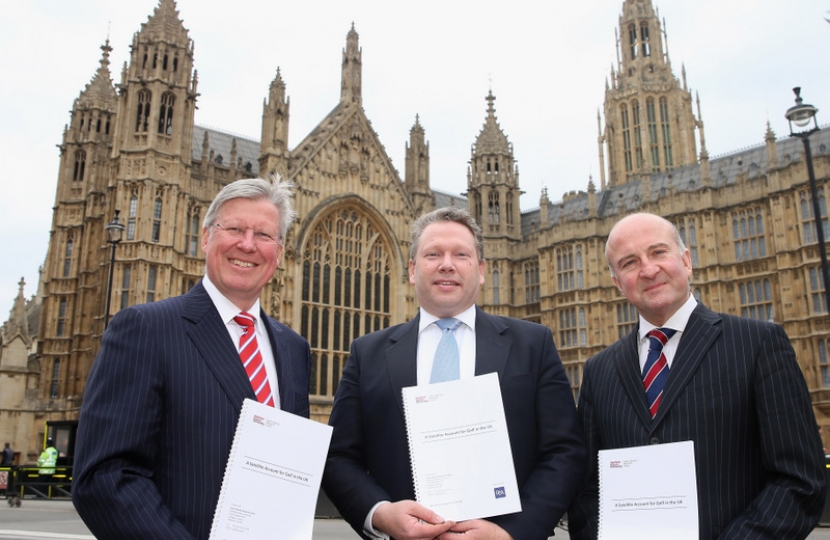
322;308;586;540
568;304;826;540
72;281;311;540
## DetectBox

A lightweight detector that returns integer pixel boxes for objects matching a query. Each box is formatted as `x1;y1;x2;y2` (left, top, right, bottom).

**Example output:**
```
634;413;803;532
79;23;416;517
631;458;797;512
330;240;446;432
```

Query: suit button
649;437;660;445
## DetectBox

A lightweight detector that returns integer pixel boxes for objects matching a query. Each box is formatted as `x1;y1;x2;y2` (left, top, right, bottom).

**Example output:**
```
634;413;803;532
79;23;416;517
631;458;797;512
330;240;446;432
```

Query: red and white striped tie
234;312;275;407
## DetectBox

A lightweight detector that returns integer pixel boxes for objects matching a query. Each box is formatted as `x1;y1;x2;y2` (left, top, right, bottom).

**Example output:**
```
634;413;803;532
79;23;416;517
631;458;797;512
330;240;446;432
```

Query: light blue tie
430;318;462;383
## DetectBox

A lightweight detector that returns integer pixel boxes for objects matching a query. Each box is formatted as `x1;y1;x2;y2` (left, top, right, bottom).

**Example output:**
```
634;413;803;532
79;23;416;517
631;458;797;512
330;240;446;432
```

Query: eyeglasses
211;223;282;245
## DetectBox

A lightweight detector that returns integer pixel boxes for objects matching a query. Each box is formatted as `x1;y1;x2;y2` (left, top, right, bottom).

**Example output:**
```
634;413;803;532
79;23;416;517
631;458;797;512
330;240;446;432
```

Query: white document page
402;372;521;522
598;440;698;540
209;399;333;540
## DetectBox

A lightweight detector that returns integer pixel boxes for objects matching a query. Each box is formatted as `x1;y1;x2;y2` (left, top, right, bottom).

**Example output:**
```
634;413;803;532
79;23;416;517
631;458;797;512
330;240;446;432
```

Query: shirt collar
638;294;697;341
202;274;262;325
418;304;477;333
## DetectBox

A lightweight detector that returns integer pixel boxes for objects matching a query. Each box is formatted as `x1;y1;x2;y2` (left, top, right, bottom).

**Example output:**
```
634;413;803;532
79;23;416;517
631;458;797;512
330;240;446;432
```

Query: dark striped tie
643;327;676;418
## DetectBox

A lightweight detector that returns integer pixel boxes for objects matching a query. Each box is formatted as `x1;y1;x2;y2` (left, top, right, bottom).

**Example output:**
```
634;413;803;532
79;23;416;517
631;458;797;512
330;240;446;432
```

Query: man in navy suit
323;207;585;540
72;177;311;540
568;212;826;539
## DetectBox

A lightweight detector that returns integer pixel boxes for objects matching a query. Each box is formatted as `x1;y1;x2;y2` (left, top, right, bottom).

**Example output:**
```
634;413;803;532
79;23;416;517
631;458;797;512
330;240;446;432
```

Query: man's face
606;214;692;327
409;220;485;318
202;197;283;311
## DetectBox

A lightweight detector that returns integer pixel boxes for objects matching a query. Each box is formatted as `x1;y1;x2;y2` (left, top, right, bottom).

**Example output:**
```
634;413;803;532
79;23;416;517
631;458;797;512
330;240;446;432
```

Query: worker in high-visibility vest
37;438;58;480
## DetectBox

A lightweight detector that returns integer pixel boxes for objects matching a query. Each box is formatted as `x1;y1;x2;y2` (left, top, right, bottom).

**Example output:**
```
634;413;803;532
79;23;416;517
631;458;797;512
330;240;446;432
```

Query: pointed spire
474;90;510;156
2;277;31;346
410;114;425;137
76;39;118;109
340;23;362;104
140;0;189;43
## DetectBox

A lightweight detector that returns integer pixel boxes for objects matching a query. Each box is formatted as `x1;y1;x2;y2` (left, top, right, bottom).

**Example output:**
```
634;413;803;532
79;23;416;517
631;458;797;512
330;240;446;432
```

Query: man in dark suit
568;212;826;539
323;207;585;540
72;177;310;540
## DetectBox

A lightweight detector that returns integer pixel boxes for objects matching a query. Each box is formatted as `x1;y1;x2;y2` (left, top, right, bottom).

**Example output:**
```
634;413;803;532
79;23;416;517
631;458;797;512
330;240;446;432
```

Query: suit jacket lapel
614;329;655;429
184;282;254;412
655;304;721;423
261;313;293;412
473;308;510;378
386;316;420;415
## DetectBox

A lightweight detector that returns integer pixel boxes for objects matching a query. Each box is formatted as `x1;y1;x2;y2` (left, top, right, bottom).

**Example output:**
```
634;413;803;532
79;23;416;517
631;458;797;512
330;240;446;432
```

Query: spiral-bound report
209;399;332;540
402;373;521;522
598;440;698;539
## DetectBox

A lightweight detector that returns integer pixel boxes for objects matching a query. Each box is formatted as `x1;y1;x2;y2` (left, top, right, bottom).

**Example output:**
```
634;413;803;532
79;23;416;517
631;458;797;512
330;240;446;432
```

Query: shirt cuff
364;500;391;539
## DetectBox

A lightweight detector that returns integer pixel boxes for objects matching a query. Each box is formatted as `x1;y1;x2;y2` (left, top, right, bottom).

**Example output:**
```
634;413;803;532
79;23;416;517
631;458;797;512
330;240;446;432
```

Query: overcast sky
1;0;828;319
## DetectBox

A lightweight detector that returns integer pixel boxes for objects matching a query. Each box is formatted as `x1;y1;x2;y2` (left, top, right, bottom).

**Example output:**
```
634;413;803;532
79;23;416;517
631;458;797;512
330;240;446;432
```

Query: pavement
3;498;830;539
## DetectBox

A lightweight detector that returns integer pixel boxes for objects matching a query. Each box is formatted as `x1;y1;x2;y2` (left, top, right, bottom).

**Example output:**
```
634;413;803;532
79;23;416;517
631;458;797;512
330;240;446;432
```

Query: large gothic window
158;93;175;136
301;206;392;398
135;90;151;132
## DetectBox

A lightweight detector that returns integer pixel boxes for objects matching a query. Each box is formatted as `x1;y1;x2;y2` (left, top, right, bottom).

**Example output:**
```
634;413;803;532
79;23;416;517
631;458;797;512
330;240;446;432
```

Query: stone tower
340;23;362;105
38;39;119;409
599;0;702;188
466;90;523;240
260;69;291;178
404;115;432;216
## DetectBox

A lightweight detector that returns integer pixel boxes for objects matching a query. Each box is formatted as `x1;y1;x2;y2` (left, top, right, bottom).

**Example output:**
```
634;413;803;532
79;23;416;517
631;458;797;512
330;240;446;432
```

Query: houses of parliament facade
3;0;830;462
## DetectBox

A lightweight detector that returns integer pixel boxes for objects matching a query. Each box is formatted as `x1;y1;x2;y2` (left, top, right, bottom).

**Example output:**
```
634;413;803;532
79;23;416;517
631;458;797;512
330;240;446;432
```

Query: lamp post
786;87;830;315
104;210;125;330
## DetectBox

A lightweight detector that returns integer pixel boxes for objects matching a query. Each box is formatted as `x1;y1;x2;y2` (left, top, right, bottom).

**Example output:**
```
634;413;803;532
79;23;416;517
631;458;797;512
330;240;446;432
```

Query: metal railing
2;465;73;504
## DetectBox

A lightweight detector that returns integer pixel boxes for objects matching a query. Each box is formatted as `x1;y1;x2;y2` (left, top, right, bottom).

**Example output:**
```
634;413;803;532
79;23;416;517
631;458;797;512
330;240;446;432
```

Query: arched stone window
135;90;151;132
301;205;393;398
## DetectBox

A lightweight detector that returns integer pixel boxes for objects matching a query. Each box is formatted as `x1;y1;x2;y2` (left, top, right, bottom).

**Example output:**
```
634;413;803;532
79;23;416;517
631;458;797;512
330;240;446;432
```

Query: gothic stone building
3;0;830;462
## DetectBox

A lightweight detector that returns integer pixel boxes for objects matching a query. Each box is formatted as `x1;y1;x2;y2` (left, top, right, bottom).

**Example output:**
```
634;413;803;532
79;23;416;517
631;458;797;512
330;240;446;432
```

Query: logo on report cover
253;415;265;425
494;487;506;499
610;460;622;468
415;395;428;404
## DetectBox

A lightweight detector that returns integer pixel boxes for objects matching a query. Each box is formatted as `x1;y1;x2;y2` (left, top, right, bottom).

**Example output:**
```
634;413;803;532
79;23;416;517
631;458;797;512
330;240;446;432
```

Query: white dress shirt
637;294;697;372
202;275;280;407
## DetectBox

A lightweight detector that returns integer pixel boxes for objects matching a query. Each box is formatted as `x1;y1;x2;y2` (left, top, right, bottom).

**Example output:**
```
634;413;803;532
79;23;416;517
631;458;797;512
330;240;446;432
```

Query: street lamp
104;210;125;330
786;87;830;315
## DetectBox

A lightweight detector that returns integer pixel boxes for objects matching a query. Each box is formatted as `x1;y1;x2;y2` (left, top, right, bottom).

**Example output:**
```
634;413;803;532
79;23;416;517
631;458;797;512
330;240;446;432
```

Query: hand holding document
209;399;332;540
598;440;698;540
402;373;521;522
